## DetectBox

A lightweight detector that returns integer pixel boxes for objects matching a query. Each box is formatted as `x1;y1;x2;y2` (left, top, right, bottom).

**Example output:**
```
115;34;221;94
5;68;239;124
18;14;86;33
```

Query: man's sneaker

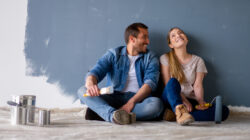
112;109;136;125
85;108;104;121
175;104;194;125
163;108;176;121
129;112;136;124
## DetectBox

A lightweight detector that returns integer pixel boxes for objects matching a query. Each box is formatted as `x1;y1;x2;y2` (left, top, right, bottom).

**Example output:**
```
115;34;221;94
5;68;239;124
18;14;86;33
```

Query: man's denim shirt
87;46;159;92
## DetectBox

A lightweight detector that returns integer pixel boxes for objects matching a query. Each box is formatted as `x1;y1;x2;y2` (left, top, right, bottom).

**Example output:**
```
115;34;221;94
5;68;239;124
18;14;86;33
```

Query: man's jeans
161;78;229;121
78;91;164;122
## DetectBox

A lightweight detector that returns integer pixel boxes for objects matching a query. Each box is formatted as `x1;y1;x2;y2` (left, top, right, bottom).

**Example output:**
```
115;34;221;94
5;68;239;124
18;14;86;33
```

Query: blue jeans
161;78;229;121
78;91;164;122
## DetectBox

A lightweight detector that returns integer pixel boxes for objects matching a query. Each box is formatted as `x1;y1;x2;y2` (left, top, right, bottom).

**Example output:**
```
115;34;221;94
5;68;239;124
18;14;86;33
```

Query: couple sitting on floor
78;22;229;125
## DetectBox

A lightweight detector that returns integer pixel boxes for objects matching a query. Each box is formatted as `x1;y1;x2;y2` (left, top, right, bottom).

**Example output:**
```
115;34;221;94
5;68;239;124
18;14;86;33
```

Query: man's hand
120;101;135;113
120;84;151;113
85;75;100;96
86;85;100;96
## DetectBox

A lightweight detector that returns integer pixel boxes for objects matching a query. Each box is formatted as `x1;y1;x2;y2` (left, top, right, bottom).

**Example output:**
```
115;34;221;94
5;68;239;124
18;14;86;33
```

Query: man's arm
86;50;113;84
84;50;114;96
120;84;151;113
121;52;159;113
143;52;160;92
85;75;100;96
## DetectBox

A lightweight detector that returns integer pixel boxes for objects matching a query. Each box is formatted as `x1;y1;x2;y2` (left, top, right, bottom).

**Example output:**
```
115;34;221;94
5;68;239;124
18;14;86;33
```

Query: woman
160;27;229;125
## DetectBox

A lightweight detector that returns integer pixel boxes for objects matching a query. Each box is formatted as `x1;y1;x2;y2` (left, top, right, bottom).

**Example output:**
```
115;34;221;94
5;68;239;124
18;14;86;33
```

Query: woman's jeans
161;78;229;121
78;91;164;122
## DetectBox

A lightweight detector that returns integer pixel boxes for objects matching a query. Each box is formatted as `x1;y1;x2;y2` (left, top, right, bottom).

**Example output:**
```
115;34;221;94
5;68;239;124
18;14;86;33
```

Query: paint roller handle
215;95;222;124
195;103;212;110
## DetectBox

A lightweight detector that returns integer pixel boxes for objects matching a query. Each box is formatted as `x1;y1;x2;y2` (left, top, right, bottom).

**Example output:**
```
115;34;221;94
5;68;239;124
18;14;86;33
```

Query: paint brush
83;86;114;97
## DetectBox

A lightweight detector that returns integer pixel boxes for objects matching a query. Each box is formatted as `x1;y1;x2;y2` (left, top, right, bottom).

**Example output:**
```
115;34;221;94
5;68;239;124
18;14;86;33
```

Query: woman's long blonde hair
166;27;186;84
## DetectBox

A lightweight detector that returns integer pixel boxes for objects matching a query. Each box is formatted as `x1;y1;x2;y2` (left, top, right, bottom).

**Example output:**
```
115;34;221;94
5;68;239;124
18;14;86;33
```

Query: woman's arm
160;64;171;86
193;72;206;104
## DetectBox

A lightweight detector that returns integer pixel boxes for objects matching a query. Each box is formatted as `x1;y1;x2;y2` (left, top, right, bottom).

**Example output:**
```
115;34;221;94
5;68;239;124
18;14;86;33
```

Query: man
78;23;163;125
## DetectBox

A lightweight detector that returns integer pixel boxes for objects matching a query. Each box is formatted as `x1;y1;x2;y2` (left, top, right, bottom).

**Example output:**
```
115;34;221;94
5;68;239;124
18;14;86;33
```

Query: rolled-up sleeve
86;50;114;83
143;53;160;92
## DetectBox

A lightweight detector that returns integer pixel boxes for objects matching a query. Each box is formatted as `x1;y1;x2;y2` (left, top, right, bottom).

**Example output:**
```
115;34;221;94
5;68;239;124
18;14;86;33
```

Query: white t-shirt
122;55;140;93
160;54;208;99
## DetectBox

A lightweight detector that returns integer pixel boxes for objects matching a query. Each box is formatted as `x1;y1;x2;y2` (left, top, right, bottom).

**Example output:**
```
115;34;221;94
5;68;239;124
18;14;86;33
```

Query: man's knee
144;97;164;115
77;89;95;105
77;86;86;98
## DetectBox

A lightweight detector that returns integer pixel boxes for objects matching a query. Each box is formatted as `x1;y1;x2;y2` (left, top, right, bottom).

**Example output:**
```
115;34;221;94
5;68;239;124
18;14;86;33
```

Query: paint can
26;106;36;124
11;95;36;123
38;109;50;126
10;106;27;125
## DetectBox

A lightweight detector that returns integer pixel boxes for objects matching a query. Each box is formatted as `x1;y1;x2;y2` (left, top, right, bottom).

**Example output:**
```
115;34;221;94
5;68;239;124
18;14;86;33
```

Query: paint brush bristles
83;86;114;97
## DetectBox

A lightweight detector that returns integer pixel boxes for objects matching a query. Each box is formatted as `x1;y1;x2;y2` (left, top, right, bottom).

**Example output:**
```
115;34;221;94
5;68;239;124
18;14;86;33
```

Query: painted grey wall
25;0;250;106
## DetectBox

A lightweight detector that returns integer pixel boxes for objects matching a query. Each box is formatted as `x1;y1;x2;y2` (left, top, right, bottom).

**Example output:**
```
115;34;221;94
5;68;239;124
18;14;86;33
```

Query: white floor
0;106;250;140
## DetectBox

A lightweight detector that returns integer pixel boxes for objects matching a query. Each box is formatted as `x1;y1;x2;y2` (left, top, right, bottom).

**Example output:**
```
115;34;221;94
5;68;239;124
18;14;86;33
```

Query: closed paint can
11;106;27;125
39;110;50;126
26;106;36;124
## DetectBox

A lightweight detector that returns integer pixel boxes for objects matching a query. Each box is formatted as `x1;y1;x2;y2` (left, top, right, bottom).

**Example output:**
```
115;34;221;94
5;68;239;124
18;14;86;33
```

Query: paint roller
195;95;222;124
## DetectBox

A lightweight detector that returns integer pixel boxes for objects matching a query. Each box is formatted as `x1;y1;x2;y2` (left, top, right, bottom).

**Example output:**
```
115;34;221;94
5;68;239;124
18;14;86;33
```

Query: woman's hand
183;99;193;112
180;93;193;112
195;102;210;110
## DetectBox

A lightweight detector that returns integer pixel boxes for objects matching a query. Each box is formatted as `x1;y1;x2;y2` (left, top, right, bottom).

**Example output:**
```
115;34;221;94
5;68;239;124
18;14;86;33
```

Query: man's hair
124;23;148;44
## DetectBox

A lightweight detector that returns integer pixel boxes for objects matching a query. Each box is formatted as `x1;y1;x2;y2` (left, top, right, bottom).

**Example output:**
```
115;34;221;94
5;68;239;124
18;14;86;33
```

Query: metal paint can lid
12;95;36;106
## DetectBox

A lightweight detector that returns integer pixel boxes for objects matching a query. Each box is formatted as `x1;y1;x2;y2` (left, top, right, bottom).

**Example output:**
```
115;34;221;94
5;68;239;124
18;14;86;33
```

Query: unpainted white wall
0;0;80;108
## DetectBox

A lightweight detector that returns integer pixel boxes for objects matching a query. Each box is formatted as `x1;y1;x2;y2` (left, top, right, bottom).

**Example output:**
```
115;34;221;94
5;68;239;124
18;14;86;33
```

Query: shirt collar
120;46;146;58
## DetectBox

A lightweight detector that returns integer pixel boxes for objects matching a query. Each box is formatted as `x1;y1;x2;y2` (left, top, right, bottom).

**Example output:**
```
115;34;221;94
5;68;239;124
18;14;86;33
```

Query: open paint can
11;95;36;124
